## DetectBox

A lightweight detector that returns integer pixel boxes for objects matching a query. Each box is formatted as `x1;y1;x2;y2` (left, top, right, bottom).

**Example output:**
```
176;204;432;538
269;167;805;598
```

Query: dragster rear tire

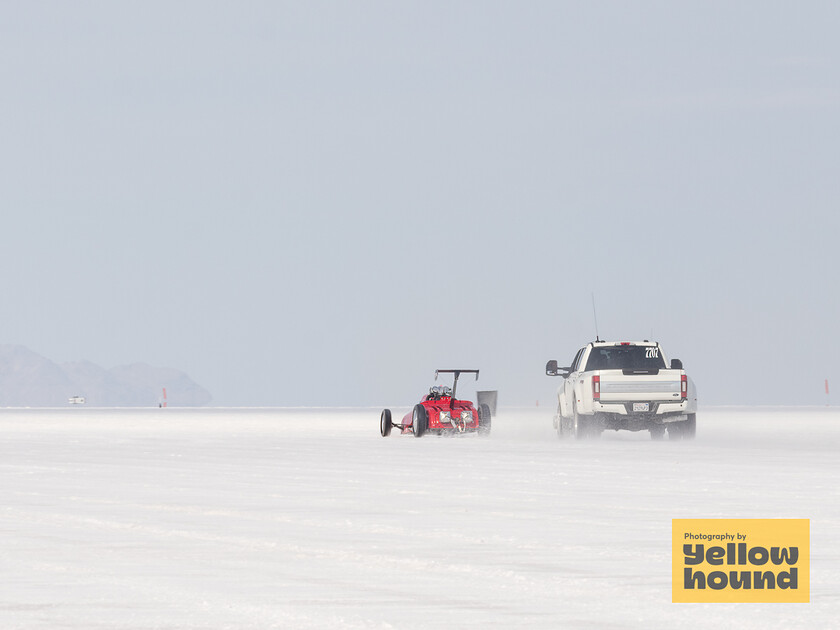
412;404;427;438
380;409;392;437
478;403;491;436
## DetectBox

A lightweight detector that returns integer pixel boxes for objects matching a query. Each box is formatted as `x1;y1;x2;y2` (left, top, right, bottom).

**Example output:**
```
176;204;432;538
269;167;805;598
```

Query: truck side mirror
671;359;683;369
546;360;572;377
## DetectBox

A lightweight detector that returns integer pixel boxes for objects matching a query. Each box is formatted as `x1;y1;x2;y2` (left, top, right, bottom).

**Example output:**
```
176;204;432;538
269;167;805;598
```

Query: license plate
633;402;650;412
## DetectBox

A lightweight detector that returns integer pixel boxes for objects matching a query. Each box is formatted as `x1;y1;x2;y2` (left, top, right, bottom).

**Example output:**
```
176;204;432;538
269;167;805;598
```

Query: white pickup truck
546;340;697;440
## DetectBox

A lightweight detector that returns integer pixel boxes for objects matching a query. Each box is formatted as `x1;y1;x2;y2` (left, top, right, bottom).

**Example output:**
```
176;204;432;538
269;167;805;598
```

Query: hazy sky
2;1;838;407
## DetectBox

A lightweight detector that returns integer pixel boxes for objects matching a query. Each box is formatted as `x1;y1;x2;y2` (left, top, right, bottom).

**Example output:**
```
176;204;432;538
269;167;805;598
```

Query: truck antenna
591;293;601;342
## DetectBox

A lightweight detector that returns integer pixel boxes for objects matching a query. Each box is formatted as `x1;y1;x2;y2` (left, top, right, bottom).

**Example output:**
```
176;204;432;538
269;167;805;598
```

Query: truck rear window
585;346;666;371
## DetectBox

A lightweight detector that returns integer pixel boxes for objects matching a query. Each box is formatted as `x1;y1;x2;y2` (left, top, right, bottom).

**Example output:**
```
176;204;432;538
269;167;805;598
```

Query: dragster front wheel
380;409;392;437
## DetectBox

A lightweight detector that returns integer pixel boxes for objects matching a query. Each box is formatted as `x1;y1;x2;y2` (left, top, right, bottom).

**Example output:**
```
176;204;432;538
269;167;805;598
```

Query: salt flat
0;407;837;629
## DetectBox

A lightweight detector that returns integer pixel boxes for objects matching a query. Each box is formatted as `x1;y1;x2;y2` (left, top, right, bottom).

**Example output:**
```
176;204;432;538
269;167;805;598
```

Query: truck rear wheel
667;414;696;440
683;414;696;439
573;407;588;440
650;426;666;440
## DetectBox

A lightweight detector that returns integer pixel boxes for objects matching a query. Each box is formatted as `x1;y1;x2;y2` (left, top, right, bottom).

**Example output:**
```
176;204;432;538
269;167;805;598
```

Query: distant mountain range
0;345;211;407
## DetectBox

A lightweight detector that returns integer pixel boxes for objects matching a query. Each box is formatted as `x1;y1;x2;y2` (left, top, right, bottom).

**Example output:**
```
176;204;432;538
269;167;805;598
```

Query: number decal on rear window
645;347;659;359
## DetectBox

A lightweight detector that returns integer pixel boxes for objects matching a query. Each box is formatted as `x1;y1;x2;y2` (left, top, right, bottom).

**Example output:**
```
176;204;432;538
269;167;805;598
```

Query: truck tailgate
598;371;682;401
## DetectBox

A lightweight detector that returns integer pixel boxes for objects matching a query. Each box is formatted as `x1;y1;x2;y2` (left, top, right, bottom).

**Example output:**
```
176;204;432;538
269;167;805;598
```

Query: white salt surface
0;406;837;629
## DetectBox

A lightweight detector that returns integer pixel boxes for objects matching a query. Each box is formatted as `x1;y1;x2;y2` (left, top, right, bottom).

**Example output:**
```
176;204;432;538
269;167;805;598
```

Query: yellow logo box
672;519;809;603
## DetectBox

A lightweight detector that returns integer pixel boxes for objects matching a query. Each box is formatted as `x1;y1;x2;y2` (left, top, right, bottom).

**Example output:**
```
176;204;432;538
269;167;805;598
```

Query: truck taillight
681;375;687;401
593;375;600;400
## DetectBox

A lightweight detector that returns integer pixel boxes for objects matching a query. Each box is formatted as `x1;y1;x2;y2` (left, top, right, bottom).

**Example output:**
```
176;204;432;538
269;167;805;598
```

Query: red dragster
380;369;491;438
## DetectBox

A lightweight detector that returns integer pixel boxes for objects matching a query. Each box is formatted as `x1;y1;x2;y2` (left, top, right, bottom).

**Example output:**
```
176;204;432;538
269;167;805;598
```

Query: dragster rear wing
435;369;479;380
434;369;479;400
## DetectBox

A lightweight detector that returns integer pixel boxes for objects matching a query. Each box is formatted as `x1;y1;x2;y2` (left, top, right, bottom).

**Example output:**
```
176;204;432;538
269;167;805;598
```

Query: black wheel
683;413;696;440
478;404;491;436
589;413;603;439
666;422;682;440
555;406;572;439
573;406;587;440
412;404;427;438
380;409;392;437
553;403;563;439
